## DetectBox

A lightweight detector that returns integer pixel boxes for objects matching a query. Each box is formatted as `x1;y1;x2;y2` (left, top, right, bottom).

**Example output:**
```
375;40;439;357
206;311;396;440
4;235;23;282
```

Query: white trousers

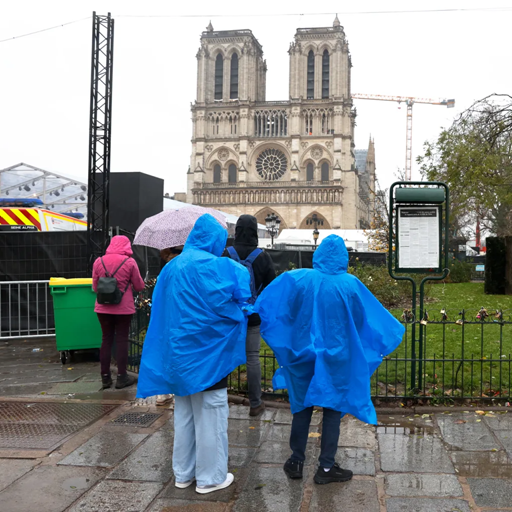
173;388;229;487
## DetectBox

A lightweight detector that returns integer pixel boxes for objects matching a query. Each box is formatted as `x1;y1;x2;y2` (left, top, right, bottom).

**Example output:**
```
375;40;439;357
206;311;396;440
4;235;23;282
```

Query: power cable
2;7;511;44
0;16;90;44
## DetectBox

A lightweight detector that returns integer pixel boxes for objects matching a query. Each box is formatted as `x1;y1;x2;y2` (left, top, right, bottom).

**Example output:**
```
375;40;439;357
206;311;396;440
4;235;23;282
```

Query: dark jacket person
228;214;276;416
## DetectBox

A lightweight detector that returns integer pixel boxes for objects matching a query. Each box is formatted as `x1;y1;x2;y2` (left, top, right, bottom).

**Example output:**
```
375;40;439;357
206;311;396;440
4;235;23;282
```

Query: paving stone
229;404;275;422
58;431;147;467
309;478;379;512
339;419;376;450
272;408;322;426
69;480;162;512
228;446;256;468
0;459;38;492
468;477;512;508
494;430;512;456
233;466;305;512
378;434;454;473
148;498;228;511
160;468;249;503
266;423;319;443
228;419;268;447
386;498;471;512
274;409;293;424
47;381;102;395
0;465;105;512
254;440;317;465
450;450;512;477
437;414;499;451
385;473;463;497
107;429;174;482
483;411;512;430
336;447;375;476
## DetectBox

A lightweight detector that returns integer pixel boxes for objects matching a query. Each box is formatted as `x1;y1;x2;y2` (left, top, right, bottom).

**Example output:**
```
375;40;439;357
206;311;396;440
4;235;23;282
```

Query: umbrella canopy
133;206;227;250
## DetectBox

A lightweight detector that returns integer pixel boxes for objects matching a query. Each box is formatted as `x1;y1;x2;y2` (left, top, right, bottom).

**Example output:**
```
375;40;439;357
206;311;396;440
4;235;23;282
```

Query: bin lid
50;277;93;286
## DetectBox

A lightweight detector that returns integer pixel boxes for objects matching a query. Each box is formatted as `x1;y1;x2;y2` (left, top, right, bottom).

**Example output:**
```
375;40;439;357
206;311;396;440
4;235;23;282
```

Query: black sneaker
115;373;136;389
314;463;353;485
101;374;113;389
283;459;304;479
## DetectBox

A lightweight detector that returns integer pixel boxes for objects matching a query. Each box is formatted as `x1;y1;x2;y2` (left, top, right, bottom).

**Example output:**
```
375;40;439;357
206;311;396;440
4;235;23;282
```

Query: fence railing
127;294;512;402
0;280;55;339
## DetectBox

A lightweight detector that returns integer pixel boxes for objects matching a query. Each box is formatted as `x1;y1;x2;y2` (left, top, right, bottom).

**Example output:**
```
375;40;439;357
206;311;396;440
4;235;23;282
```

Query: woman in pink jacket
92;236;145;389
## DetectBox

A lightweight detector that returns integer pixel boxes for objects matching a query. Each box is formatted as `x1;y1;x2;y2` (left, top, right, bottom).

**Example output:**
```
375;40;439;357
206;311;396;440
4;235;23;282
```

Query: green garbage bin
50;277;102;365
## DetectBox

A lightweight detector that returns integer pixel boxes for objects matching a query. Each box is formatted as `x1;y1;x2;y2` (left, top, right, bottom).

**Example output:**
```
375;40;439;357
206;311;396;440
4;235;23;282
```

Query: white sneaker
175;478;195;489
196;473;234;494
156;394;174;406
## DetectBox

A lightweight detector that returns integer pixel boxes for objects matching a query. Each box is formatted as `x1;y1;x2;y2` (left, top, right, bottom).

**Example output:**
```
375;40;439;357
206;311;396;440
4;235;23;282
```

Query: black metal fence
127;288;512;402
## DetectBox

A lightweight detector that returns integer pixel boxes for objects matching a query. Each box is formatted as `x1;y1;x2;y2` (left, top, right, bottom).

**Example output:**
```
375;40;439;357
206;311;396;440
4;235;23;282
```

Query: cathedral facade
186;17;375;230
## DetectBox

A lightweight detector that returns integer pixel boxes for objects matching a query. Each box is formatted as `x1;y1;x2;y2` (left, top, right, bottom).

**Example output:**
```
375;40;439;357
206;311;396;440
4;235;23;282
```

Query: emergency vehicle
0;198;86;232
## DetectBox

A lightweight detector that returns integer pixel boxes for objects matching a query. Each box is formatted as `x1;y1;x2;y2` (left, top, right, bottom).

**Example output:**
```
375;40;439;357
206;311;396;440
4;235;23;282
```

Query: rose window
256;148;287;181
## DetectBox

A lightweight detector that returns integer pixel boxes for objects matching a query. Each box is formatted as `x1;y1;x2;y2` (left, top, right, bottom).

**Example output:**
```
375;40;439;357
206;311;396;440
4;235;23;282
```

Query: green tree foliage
418;94;512;237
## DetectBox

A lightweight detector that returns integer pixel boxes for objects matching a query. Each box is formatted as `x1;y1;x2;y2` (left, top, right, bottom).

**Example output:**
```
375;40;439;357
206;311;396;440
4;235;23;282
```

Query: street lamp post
306;213;324;248
313;228;320;246
265;213;281;248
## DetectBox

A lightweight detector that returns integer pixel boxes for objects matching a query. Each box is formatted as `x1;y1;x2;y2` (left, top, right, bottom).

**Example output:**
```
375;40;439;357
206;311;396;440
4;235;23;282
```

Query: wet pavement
1;338;512;510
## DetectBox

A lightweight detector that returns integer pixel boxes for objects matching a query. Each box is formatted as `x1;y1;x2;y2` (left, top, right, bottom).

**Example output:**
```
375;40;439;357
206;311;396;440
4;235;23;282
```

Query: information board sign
397;206;441;272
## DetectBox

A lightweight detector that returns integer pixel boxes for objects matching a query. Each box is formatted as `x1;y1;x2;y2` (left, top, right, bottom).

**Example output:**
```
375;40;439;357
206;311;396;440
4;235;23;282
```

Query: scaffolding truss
87;12;114;272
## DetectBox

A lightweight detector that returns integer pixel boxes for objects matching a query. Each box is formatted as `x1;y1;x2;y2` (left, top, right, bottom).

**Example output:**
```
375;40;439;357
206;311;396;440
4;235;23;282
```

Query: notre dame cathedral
186;16;375;230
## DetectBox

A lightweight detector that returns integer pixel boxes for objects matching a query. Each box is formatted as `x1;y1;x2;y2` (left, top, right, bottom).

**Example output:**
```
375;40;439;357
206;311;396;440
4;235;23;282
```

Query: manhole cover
0;402;117;450
111;412;161;427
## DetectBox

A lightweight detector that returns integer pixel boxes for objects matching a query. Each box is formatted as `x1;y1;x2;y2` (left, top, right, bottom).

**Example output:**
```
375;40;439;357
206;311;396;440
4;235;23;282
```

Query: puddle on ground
451;450;512;478
377;415;436;436
62;476;90;491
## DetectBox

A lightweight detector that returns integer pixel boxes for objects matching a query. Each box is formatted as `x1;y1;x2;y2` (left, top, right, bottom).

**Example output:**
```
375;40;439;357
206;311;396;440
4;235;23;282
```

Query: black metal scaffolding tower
87;12;114;272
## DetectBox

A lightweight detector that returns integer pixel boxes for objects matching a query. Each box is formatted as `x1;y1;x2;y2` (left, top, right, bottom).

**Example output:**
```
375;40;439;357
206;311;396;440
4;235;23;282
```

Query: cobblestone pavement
1;339;512;511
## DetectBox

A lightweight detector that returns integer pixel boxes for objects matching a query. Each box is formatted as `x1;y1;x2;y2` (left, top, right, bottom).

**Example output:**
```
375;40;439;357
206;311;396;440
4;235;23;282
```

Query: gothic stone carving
310;147;323;160
218;148;229;161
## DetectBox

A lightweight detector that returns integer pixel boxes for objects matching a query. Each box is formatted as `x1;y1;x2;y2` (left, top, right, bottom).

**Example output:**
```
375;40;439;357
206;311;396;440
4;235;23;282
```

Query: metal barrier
126;298;512;402
0;280;55;339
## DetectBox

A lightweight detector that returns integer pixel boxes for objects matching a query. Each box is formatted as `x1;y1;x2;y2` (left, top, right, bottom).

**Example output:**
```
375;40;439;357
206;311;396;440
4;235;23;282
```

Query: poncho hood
313;235;348;274
106;235;133;256
234;214;258;247
184;213;227;256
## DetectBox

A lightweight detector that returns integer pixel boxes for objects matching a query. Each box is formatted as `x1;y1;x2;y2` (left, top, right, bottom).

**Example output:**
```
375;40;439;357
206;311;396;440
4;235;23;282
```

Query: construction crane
351;94;455;181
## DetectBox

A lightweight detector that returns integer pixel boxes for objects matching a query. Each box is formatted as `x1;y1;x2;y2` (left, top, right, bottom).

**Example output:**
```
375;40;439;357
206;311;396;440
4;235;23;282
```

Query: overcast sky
1;0;511;194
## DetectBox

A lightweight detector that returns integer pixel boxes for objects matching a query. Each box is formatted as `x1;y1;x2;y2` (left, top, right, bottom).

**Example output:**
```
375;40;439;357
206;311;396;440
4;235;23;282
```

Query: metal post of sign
388;181;450;392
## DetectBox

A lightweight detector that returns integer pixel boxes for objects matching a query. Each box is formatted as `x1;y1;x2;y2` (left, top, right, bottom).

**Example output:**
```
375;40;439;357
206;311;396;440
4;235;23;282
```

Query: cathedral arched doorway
299;211;331;229
253;207;288;235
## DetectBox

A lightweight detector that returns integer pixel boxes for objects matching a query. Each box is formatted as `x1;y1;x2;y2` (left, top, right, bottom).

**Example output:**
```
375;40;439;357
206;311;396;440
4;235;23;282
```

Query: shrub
447;259;473;283
348;263;420;309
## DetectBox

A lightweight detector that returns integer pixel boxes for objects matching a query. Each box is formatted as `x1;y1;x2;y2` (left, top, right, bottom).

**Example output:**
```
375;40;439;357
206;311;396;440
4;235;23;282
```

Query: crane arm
352;93;454;107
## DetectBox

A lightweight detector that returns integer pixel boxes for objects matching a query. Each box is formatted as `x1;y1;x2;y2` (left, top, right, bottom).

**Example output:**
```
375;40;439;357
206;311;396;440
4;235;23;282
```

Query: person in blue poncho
255;235;405;485
136;214;251;494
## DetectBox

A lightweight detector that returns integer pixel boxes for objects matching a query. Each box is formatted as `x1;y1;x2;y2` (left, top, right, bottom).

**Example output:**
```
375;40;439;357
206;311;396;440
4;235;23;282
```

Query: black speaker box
109;172;164;234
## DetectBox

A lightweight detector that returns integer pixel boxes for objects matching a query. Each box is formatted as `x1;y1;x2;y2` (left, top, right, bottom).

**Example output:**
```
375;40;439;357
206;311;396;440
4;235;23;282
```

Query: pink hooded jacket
92;236;145;315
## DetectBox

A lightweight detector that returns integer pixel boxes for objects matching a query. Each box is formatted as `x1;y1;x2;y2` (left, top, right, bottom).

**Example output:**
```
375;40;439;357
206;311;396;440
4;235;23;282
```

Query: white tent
274;229;370;251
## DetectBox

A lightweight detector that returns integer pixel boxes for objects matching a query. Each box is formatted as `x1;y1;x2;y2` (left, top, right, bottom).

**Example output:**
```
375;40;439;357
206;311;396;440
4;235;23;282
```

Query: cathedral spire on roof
333;14;341;27
206;21;213;32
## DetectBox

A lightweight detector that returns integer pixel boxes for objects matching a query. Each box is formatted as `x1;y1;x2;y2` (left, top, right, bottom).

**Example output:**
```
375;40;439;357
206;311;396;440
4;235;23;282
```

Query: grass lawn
230;282;512;400
377;282;512;398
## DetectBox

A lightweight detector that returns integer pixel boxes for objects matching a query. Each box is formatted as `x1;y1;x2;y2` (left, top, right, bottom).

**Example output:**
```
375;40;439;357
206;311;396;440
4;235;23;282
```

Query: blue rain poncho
136;214;251;398
255;235;405;424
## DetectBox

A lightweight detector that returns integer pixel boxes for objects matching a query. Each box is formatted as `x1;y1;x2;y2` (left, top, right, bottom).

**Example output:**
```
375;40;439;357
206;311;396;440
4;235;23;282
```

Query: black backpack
96;257;130;305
